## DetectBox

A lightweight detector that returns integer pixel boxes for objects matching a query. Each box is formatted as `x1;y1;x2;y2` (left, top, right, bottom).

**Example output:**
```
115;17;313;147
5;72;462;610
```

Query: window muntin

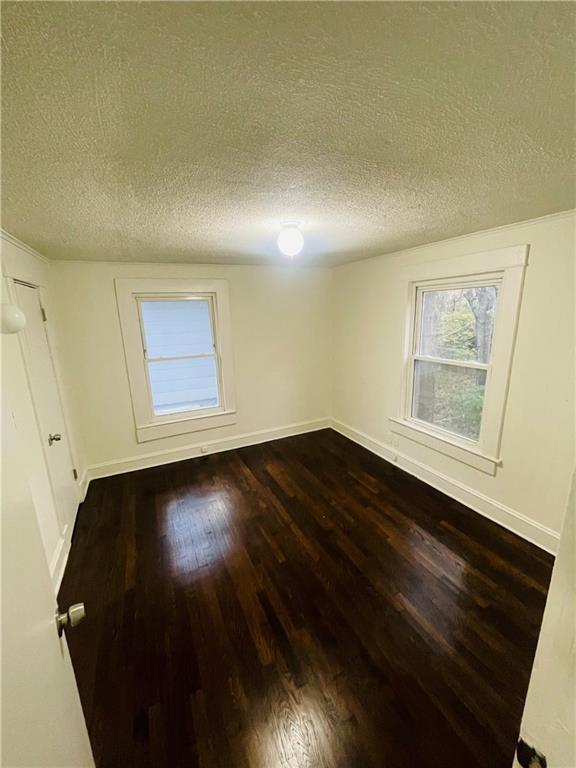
409;282;499;443
138;296;221;417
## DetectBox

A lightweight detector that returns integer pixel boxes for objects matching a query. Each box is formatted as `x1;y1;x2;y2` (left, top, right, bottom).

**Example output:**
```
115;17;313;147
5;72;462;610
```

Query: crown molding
337;208;576;269
1;208;574;270
0;229;49;263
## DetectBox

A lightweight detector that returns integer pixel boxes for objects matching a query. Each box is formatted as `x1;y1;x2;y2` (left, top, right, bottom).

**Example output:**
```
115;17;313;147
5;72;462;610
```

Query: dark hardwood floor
59;429;553;768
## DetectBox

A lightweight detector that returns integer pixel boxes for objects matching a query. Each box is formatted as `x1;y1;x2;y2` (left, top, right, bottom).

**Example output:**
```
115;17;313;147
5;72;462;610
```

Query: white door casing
14;282;79;537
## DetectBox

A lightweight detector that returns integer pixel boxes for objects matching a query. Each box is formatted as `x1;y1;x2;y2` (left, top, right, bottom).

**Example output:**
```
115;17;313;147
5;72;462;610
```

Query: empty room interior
1;2;575;767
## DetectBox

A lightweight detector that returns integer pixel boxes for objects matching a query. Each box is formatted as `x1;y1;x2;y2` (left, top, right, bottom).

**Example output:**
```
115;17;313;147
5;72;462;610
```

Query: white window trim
115;278;236;443
389;244;528;475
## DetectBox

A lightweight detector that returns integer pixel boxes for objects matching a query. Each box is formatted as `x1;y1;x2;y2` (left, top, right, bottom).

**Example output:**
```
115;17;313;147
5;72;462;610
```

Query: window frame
406;274;501;446
115;278;236;443
390;245;528;475
137;294;222;418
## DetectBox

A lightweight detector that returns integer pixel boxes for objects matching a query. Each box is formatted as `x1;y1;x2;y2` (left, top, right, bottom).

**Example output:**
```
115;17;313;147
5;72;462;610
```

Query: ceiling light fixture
1;303;26;334
277;223;304;258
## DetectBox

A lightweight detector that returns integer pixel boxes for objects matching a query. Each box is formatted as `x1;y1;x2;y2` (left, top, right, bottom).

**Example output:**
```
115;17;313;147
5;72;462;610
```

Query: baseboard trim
79;418;330;497
77;415;559;554
78;470;89;501
50;531;71;592
331;419;560;555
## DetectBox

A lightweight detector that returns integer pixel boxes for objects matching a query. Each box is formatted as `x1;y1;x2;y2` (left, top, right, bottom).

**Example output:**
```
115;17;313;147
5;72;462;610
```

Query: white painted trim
12;209;574;269
395;245;527;467
79;417;330;498
10;279;81;518
336;209;575;269
389;417;499;474
77;415;559;554
1;241;83;500
332;419;560;555
399;244;528;282
1;236;49;287
115;277;237;443
78;471;90;501
53;258;327;271
0;229;49;263
48;511;76;593
49;535;66;580
50;534;72;593
136;409;238;442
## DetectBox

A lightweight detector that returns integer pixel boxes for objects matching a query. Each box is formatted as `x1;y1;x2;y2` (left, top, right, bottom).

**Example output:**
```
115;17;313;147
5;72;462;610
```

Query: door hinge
72;468;78;480
40;306;47;322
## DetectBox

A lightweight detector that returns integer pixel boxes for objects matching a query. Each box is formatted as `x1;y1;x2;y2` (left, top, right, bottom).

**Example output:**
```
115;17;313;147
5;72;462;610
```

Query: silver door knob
56;603;86;637
48;433;62;446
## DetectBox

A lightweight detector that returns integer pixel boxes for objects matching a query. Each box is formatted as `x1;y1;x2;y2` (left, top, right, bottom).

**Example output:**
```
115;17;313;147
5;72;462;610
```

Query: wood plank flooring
59;429;553;768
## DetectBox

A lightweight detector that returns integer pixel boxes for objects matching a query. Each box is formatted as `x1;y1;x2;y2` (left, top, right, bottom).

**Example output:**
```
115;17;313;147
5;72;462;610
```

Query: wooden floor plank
59;429;552;768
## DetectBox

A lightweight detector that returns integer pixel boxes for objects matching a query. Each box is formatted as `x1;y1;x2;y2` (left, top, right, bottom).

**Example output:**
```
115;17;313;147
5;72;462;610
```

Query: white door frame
10;276;80;509
2;232;81;590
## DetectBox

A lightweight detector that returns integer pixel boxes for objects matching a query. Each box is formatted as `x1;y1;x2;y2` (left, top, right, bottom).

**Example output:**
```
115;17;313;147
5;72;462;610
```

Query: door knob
56;603;86;637
48;433;62;446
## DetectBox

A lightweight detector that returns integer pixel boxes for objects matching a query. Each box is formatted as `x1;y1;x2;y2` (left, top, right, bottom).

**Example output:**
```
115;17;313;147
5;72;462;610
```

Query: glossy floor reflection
59;430;552;768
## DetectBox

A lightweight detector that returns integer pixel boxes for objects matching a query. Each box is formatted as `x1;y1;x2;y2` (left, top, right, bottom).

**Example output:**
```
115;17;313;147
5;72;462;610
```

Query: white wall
515;475;575;767
48;261;331;485
1;234;78;585
10;210;575;554
331;212;575;551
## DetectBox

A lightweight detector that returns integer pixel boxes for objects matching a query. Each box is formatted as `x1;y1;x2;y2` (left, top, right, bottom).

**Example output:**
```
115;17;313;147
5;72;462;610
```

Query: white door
2;392;94;766
14;281;78;535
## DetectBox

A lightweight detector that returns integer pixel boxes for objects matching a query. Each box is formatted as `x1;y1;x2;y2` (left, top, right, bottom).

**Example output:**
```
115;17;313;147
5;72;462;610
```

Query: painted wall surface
48;262;331;479
1;236;78;584
2;289;60;566
515;475;575;767
331;213;575;546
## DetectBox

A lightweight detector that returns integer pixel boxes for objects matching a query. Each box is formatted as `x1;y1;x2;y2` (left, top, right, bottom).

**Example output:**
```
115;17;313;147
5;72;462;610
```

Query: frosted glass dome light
277;224;304;258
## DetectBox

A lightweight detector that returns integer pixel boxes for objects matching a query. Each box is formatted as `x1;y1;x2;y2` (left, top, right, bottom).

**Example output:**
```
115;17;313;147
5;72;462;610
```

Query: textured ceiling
1;2;575;266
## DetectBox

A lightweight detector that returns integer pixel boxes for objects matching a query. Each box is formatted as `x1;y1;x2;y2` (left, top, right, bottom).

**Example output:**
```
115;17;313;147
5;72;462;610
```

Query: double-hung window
116;278;236;442
139;296;220;417
410;281;498;442
391;245;527;474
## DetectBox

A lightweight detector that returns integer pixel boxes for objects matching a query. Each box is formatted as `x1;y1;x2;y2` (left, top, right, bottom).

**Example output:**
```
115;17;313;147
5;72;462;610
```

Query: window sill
388;417;500;475
136;409;237;443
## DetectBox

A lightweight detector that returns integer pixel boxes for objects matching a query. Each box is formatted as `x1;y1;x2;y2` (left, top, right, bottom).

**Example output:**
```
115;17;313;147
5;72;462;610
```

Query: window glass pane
412;360;487;441
148;357;219;415
140;299;214;358
418;286;497;363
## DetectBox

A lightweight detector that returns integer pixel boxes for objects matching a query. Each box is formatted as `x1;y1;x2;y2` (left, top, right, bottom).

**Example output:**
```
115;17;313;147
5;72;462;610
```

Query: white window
411;281;498;442
116;279;236;442
139;297;220;416
390;245;527;474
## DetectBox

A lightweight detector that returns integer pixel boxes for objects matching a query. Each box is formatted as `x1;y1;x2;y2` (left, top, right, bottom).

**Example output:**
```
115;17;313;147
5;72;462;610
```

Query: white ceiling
2;2;575;266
